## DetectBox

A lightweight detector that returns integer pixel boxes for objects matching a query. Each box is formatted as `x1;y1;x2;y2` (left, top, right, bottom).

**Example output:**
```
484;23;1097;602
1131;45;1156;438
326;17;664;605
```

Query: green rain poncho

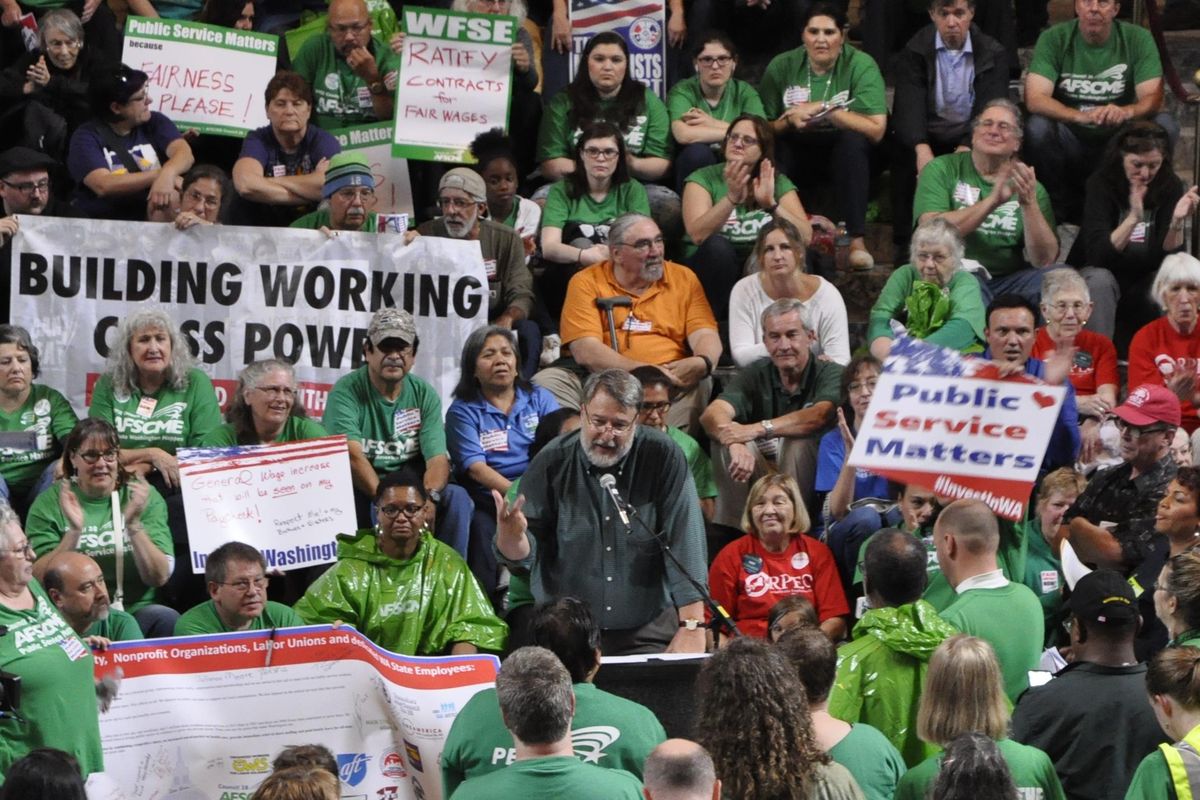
294;529;507;655
827;600;959;767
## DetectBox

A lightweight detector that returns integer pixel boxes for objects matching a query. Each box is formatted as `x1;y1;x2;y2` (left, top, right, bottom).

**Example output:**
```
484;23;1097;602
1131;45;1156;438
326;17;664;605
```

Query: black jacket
892;23;1010;150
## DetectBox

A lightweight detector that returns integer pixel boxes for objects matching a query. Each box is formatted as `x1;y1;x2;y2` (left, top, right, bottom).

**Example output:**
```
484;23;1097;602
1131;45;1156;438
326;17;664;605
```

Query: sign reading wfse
847;370;1065;521
393;7;515;162
123;16;278;136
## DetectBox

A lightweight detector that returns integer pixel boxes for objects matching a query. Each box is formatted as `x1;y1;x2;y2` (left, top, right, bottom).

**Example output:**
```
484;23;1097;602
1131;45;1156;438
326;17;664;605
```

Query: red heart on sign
1032;392;1054;408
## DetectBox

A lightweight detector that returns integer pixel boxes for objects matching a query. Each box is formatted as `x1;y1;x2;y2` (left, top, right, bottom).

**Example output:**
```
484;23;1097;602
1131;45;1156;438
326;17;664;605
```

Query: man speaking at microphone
493;369;709;655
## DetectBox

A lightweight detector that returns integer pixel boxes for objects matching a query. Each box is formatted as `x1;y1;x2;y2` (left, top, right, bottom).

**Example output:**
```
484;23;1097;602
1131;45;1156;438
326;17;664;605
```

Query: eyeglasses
218;576;269;592
45;38;81;50
584;409;635;434
697;55;733;67
848;379;878;394
438;196;475;210
1;178;49;195
727;133;759;148
330;21;369;34
1;540;32;558
582;146;619;160
616;235;665;253
183;187;220;209
1115;419;1170;437
1047;301;1088;314
640;400;671;413
977;119;1017;133
253;385;295;398
378;503;426;519
334;187;374;202
914;250;951;264
77;449;119;464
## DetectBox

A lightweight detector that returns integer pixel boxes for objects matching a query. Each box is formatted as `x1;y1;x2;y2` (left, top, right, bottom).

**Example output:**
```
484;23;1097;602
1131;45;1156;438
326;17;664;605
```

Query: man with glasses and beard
494;369;709;654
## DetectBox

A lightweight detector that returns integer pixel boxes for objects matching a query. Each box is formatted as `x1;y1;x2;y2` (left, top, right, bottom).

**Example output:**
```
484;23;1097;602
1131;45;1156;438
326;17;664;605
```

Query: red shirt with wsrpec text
1128;316;1200;433
1030;327;1119;397
707;533;849;639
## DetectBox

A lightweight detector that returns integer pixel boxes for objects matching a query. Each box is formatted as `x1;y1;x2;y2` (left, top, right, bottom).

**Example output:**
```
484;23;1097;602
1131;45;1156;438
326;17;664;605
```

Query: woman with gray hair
867;217;986;360
1129;253;1200;436
204;359;325;446
89;308;222;489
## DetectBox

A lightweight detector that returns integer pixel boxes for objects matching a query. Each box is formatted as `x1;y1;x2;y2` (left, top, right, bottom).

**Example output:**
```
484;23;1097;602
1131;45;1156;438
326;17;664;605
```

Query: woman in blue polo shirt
446;326;559;596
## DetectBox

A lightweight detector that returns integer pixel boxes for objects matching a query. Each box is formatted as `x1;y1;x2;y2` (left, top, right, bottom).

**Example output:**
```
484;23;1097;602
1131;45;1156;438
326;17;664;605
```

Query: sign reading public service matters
570;0;666;98
847;339;1065;520
122;16;278;136
178;436;356;574
393;7;515;162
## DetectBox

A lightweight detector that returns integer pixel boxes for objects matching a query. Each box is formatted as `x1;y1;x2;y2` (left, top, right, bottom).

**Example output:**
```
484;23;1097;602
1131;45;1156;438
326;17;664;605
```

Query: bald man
643;740;720;800
43;552;142;643
291;0;401;129
933;499;1043;700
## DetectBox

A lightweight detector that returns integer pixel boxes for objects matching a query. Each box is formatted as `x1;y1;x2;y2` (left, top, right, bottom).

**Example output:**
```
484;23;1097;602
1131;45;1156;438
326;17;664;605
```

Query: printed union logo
379;750;406;779
629;16;661;48
571;725;621;763
338;753;372;787
230;755;270;775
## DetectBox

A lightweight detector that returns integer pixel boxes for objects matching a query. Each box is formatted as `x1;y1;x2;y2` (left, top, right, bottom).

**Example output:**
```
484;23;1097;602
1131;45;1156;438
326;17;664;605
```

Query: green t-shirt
441;682;667;796
85;608;144;641
666;76;765;124
1125;747;1177;800
718;357;842;427
665;426;717;499
896;739;1065;800
682;163;798;258
541;179;651;233
450;756;643;800
290;208;381;232
89;368;222;454
26;481;173;613
1019;520;1067;649
536;87;671;162
153;0;203;19
940;582;1045;701
0;384;77;496
1029;20;1162;143
0;581;104;781
174;599;305;636
322;367;445;475
758;43;887;120
291;35;401;130
203;415;327;447
829;723;906;800
913;151;1056;278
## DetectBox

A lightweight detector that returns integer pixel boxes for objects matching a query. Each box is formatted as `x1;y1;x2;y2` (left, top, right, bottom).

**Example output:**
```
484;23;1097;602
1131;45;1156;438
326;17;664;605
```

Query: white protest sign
393;7;515;162
92;627;498;800
848;371;1065;520
177;436;355;574
11;216;488;417
331;122;416;217
123;16;278;137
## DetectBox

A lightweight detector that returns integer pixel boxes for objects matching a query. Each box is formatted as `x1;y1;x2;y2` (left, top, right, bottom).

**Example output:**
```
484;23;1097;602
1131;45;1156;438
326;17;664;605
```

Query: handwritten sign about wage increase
123;16;278;136
393;7;515;162
847;372;1065;520
178;435;355;573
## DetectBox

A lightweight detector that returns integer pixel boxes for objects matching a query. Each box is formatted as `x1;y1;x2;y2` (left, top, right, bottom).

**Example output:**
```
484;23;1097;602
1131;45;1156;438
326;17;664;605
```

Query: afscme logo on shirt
1058;65;1128;96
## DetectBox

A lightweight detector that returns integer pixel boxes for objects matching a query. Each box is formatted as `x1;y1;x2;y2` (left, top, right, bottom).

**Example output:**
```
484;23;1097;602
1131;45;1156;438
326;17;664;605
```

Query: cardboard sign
122;16;278;137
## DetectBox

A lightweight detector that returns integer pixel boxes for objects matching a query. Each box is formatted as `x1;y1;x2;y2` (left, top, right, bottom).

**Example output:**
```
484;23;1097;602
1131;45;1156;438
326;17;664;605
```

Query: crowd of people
5;0;1200;796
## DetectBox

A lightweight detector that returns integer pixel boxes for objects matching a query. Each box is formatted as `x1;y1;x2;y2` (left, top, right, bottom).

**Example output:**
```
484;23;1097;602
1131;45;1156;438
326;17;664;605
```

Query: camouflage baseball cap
367;308;416;346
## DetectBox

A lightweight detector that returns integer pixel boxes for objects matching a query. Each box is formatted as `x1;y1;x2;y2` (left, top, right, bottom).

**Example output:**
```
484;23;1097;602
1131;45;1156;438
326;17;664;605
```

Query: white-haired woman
868;217;986;360
1129;253;1200;437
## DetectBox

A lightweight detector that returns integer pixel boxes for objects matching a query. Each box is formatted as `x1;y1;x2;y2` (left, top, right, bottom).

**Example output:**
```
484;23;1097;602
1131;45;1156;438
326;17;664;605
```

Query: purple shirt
67;111;182;220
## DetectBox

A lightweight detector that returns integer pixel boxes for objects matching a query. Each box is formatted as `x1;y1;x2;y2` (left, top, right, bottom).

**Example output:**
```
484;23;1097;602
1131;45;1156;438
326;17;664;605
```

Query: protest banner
177;436;355;573
847;338;1066;521
90;626;499;800
332;122;416;217
10;216;489;417
122;16;278;136
393;7;515;162
570;0;666;98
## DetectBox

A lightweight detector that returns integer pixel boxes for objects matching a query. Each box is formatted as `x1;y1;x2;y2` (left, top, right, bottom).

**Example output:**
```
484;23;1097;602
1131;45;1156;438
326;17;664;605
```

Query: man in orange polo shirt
534;213;722;435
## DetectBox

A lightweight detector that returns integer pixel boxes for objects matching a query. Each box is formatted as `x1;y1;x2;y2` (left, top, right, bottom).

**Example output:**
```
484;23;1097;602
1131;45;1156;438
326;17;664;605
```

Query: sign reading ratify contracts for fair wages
847;339;1066;520
122;16;278;136
393;7;515;162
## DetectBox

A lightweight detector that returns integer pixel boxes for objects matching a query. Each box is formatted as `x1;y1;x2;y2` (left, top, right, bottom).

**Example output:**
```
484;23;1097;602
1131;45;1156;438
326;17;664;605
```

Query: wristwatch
760;418;775;439
679;618;703;631
427;488;443;506
368;80;386;95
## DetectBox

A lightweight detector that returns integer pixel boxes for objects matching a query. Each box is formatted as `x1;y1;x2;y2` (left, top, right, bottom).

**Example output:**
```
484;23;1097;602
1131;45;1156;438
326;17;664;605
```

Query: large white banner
10;216;488;417
91;626;498;800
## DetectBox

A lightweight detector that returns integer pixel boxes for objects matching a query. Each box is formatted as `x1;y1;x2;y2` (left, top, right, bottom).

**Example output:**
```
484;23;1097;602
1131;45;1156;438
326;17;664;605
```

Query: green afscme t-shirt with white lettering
682;163;798;258
0;384;77;496
322;367;446;475
912;151;1055;278
89;368;223;454
1028;20;1162;142
291;35;401;130
537;88;671;162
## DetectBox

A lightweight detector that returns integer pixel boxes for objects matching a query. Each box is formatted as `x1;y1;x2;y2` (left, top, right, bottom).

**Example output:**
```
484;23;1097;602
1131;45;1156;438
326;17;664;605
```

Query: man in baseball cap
1065;383;1180;573
321;306;473;559
1012;569;1164;800
417;167;538;375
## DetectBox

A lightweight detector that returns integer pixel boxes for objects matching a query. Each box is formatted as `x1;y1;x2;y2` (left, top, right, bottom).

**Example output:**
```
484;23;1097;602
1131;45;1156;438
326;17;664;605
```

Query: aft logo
338;753;372;787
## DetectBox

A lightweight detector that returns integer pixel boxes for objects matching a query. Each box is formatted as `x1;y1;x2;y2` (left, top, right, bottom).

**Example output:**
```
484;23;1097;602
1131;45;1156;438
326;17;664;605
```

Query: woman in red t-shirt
708;474;849;643
1128;253;1200;435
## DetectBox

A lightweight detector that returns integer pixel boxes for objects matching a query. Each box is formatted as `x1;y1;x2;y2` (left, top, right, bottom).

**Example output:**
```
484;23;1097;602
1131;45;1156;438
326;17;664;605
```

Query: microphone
598;474;631;528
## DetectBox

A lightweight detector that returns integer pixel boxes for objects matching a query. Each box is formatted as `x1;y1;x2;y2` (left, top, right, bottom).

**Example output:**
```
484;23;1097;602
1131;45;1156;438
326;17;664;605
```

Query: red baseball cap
1112;384;1182;428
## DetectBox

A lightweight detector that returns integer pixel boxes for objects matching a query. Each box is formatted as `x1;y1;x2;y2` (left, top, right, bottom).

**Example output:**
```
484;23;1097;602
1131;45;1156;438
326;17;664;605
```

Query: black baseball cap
1068;569;1138;624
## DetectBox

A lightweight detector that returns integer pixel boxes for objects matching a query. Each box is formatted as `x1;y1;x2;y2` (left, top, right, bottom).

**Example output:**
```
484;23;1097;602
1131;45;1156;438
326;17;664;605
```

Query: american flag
571;0;663;34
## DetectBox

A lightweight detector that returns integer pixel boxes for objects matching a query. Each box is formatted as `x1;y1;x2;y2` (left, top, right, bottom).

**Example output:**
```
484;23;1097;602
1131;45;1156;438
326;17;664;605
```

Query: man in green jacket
829;529;958;767
295;469;507;655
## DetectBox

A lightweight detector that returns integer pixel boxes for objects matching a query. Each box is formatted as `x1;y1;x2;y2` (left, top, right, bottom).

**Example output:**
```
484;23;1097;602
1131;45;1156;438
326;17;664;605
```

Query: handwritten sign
847;340;1065;521
393;7;515;162
331;122;416;217
122;16;278;137
570;0;666;98
177;435;356;573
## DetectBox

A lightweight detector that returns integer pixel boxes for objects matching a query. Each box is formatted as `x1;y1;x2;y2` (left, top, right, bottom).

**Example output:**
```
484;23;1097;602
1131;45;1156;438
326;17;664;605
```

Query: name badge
1131;221;1148;243
783;85;810;106
483;259;498;279
953;181;981;206
758;436;780;461
480;429;509;452
356;86;373;108
393;408;422;436
136;397;158;418
622;315;653;333
1040;570;1059;594
272;164;287;178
